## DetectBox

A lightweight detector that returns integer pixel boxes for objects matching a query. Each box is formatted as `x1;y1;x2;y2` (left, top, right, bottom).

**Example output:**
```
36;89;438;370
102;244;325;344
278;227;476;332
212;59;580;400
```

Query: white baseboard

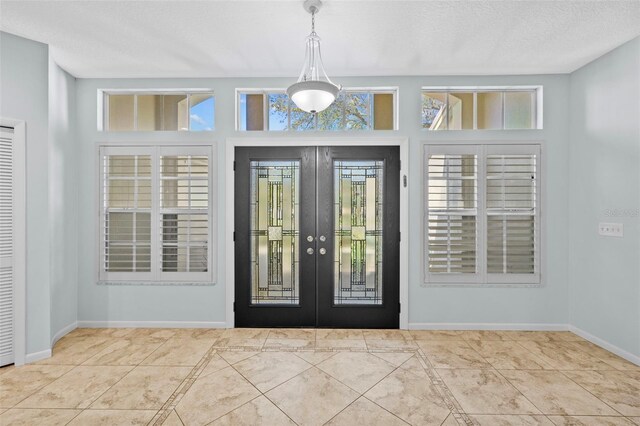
25;349;52;364
51;322;78;347
408;322;569;331
569;325;640;366
76;320;227;329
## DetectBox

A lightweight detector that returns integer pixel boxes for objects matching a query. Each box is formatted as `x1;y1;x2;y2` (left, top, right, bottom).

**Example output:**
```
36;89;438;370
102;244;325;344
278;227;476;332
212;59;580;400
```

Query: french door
234;146;399;328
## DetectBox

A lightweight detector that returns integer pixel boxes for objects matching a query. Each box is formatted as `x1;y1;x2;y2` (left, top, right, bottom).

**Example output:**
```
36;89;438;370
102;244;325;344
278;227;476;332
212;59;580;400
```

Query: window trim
235;87;399;131
421;86;543;130
423;142;542;287
97;144;215;285
99;89;215;132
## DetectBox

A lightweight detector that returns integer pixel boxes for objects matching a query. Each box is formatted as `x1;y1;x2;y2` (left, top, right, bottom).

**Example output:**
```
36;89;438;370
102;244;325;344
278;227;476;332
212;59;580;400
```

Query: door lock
319;235;326;242
307;235;314;242
306;247;314;255
319;248;327;255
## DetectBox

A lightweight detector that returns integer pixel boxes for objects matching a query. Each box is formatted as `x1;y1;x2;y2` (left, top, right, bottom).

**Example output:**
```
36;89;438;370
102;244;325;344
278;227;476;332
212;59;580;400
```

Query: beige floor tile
461;331;509;341
316;352;395;394
161;410;185;425
563;370;640;416
17;366;133;409
198;353;230;378
175;366;260;425
91;365;191;409
365;339;418;351
362;329;413;340
268;328;316;339
67;409;156;425
126;328;177;339
409;330;465;341
365;367;450;425
221;328;270;339
0;364;74;408
233;352;312;392
371;352;414;367
316;329;364;340
548;416;636;425
170;328;224;340
0;364;15;376
266;367;359;426
500;370;618;415
467;340;553;370
437;369;541;415
39;336;118;365
498;331;561;342
294;351;337;365
440;413;460;425
565;341;640;371
213;337;266;350
142;337;214;366
545;332;587;342
398;355;428;377
629;417;640;425
263;338;315;350
315;339;368;350
210;395;296;425
517;341;615;370
218;351;259;365
470;414;555;425
417;340;491;369
325;397;408;425
0;408;81;425
82;337;165;366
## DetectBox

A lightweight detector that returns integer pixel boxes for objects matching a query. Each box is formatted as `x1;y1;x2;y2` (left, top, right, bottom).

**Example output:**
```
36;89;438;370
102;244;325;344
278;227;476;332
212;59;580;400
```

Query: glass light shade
287;80;339;113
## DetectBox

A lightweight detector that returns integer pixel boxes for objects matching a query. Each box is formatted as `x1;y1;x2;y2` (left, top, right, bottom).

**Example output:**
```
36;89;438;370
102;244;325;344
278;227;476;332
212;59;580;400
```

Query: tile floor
1;328;639;425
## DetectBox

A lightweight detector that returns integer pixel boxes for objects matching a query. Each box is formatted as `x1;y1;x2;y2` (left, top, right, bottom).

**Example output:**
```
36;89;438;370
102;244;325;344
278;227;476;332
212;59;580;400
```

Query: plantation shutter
158;147;210;281
0;129;14;366
486;145;540;283
100;147;154;282
425;145;480;283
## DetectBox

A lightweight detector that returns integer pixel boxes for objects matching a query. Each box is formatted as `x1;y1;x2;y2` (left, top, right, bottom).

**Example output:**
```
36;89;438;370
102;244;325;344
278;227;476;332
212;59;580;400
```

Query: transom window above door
422;87;542;130
100;91;215;132
236;88;397;131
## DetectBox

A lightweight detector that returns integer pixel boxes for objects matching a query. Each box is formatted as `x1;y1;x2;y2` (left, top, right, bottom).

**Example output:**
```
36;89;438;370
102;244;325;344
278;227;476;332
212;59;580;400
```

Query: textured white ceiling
1;0;639;78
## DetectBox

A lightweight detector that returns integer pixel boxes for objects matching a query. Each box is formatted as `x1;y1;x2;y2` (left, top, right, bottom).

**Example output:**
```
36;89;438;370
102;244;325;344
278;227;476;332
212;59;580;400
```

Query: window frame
235;87;399;131
423;142;542;287
421;86;543;131
98;144;215;285
99;90;215;132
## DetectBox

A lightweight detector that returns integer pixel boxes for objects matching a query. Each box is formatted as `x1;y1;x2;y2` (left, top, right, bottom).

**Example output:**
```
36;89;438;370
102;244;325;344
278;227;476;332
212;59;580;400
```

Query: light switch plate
599;222;624;237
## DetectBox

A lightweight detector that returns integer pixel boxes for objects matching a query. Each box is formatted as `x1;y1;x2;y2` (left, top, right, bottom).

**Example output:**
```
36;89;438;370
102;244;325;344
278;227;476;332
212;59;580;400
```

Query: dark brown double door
234;146;399;328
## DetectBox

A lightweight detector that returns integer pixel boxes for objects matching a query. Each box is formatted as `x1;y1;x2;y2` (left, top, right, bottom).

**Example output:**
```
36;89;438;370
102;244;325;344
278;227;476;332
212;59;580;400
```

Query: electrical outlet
599;222;624;237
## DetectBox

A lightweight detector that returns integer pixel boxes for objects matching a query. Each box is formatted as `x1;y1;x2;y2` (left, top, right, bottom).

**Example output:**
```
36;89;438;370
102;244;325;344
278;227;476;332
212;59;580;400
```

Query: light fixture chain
311;8;315;33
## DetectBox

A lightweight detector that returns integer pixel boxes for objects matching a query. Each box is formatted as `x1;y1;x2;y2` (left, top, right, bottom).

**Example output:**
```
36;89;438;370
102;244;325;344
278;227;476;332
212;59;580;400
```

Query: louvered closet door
0;129;14;366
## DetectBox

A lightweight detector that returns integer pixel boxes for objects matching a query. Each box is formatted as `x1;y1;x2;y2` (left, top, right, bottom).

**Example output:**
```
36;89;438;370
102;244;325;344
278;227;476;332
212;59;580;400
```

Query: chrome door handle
306;247;314;255
319;235;326;242
319;248;327;255
307;235;314;242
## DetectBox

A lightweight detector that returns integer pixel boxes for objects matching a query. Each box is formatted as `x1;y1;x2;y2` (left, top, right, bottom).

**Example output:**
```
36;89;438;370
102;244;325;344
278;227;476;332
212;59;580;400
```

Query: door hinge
233;302;236;312
233;231;236;242
399;302;401;313
403;174;407;188
233;161;236;171
399;231;401;242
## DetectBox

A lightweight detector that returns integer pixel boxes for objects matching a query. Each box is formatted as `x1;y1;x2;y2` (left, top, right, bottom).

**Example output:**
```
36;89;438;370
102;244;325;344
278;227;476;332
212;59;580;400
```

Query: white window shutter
0;129;14;366
425;145;480;284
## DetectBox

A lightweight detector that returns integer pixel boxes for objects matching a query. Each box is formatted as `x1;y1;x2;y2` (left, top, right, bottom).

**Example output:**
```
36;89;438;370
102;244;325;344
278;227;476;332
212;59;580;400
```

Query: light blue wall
49;57;78;341
76;74;571;326
0;32;51;353
569;37;640;357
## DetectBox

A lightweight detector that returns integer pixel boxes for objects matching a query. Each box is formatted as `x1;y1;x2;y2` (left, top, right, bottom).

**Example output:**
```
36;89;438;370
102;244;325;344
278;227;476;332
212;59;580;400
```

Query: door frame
225;137;409;329
0;117;26;366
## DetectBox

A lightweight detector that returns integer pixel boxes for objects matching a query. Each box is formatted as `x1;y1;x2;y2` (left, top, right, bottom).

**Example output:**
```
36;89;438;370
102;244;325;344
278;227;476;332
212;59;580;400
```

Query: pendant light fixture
287;0;341;114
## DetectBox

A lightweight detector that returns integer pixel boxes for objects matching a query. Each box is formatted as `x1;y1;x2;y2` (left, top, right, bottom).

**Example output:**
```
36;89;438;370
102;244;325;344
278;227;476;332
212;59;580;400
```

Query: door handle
319;248;326;255
319;235;326;242
306;247;314;255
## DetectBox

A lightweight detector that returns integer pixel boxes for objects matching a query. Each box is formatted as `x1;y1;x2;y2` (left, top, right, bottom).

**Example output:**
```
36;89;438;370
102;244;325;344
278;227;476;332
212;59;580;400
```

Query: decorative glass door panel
250;161;300;305
334;161;384;305
235;146;399;328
